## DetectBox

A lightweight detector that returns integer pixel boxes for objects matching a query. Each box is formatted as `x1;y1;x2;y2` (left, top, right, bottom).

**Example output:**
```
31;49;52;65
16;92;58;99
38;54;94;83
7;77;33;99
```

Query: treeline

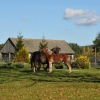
68;43;95;57
69;32;100;58
0;32;100;58
0;44;4;50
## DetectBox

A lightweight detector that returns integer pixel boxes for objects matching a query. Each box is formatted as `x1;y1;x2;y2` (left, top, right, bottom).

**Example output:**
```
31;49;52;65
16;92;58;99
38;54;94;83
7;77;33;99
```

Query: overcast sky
0;0;100;46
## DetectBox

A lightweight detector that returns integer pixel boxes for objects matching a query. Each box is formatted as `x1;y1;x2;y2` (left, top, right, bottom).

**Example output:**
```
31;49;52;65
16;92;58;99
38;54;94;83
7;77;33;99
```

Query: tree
0;44;4;50
15;32;24;53
13;46;30;63
39;36;48;50
13;32;30;63
68;43;82;56
93;32;100;53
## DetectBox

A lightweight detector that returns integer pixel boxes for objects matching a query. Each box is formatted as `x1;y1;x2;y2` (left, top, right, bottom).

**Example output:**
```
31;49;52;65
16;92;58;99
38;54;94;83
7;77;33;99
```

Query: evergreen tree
0;44;4;50
13;32;30;63
39;36;48;50
93;32;100;53
13;46;30;63
68;43;82;56
15;32;24;53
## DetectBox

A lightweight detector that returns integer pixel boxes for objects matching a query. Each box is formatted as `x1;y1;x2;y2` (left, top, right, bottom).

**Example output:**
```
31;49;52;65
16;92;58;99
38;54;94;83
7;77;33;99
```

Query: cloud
63;8;100;26
22;18;28;21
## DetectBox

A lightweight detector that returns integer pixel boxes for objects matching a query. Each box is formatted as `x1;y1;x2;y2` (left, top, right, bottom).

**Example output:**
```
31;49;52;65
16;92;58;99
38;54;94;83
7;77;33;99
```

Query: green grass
0;66;100;100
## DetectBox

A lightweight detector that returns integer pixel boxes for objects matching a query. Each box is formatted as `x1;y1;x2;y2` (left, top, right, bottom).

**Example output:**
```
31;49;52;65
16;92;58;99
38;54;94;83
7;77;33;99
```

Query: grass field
0;65;100;100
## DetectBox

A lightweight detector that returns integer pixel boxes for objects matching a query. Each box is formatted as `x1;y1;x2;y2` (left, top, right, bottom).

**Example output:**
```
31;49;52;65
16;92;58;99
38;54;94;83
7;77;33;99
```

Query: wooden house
0;37;75;62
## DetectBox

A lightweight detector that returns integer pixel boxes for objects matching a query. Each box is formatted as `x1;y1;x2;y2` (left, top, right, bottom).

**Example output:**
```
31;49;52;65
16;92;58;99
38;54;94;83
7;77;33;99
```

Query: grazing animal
31;51;49;72
41;48;72;73
51;46;61;54
31;46;61;72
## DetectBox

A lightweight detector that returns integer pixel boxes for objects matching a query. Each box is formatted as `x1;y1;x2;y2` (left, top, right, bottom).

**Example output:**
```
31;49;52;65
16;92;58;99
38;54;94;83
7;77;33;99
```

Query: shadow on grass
28;68;100;83
31;72;100;83
0;68;100;84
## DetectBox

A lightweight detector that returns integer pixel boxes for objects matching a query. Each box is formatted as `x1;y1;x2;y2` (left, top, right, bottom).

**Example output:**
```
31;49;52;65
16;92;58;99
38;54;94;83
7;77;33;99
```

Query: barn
0;37;75;62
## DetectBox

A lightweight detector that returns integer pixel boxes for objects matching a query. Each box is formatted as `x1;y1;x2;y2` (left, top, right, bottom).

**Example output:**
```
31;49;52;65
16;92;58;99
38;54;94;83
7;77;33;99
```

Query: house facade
0;37;75;62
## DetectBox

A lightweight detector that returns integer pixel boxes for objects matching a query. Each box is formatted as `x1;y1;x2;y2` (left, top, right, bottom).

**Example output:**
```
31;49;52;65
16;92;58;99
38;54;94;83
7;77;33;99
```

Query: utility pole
95;47;96;67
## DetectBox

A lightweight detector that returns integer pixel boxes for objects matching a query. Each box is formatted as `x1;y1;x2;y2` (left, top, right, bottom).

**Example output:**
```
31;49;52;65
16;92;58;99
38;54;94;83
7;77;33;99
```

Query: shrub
71;61;79;68
14;62;24;68
75;55;91;69
0;61;25;69
13;46;30;63
55;63;63;69
0;61;6;68
0;62;15;69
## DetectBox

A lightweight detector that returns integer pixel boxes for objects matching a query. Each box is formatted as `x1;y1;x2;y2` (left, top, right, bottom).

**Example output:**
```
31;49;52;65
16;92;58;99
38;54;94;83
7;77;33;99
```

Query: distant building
0;37;75;62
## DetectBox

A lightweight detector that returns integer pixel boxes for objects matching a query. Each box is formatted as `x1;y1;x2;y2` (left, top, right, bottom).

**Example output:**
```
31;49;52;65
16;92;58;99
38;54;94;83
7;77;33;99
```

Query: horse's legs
48;61;52;73
33;62;38;72
33;62;36;72
44;62;49;71
31;57;33;71
31;61;34;71
37;63;41;71
66;62;72;73
64;59;72;73
33;66;36;72
31;63;36;72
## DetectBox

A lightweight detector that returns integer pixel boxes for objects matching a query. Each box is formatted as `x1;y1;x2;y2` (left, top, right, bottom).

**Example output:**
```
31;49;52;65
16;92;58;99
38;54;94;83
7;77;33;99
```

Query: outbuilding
0;37;75;62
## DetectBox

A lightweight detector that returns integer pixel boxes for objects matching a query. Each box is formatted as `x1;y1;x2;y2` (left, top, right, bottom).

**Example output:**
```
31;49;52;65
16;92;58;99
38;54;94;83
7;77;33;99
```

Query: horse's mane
41;48;53;56
51;46;61;54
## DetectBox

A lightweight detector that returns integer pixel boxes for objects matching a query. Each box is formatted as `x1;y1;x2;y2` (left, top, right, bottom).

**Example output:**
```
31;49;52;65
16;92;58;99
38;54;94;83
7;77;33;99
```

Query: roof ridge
9;37;65;41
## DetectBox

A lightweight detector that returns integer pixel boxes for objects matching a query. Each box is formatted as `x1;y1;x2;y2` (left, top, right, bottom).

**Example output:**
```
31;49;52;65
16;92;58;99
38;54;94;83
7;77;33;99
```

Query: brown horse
31;46;61;72
51;46;61;54
31;51;48;72
41;48;72;73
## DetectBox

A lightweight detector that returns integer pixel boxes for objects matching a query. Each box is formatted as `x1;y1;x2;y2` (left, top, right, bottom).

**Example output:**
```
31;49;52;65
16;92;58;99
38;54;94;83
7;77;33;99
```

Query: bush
13;46;30;63
14;62;24;68
0;62;15;69
71;62;79;68
0;61;6;68
54;63;63;69
75;55;91;69
0;61;25;69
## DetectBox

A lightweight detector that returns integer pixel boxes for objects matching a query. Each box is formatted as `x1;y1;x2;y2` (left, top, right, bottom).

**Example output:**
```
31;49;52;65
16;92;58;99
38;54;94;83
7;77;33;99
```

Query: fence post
95;47;96;67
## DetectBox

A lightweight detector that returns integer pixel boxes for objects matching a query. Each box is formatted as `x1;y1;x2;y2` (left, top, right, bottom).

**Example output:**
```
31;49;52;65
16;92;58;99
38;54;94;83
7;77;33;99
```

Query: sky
0;0;100;46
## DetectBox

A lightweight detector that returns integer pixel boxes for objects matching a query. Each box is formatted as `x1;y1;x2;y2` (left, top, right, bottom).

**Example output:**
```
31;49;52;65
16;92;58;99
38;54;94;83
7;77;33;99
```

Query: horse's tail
30;53;33;71
68;55;71;64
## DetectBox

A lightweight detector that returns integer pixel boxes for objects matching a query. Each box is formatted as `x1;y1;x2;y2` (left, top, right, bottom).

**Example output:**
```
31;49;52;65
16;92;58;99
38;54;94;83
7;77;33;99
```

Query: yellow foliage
13;46;30;63
75;55;91;69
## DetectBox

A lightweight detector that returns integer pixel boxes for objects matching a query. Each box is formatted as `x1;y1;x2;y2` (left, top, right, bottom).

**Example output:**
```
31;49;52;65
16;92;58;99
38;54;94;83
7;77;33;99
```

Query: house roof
0;38;75;54
7;37;75;54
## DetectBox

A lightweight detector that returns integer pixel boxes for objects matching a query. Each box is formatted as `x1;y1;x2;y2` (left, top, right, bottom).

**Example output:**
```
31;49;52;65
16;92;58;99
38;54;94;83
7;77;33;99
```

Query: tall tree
68;43;82;56
13;32;30;63
0;44;4;50
69;43;82;57
15;32;24;53
93;32;100;53
39;36;48;50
